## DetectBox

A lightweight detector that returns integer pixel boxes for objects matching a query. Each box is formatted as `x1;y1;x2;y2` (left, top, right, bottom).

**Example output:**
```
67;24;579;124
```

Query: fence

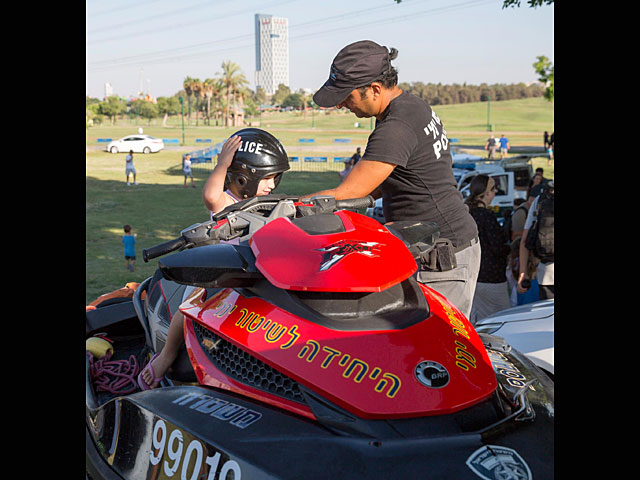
191;155;350;174
187;137;358;174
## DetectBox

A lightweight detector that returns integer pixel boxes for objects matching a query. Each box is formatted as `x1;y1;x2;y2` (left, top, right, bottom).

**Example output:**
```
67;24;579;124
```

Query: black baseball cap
313;40;394;108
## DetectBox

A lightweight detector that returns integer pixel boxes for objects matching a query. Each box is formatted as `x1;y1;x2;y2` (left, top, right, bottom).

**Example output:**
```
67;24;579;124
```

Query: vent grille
193;321;306;404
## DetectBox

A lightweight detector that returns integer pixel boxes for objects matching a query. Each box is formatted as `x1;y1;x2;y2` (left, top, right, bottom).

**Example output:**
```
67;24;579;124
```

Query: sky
86;0;554;100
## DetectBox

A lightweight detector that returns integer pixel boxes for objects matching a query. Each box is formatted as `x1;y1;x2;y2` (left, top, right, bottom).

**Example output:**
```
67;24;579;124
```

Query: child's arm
203;135;242;213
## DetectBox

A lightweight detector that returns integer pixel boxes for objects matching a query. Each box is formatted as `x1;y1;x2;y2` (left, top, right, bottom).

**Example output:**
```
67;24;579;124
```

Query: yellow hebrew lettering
298;340;320;362
455;340;476;370
280;325;300;349
338;354;351;367
246;316;265;332
265;323;286;343
320;346;341;368
260;319;272;330
280;325;299;349
375;373;401;398
343;359;369;383
216;303;236;317
235;309;253;328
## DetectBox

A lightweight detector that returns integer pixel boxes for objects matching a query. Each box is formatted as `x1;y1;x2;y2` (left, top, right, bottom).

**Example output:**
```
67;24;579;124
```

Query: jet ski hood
249;210;418;292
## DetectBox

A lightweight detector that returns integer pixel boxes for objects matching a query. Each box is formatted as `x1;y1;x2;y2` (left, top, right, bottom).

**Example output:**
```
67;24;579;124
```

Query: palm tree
183;76;196;125
212;80;225;126
219;61;248;126
190;78;203;126
203;78;220;125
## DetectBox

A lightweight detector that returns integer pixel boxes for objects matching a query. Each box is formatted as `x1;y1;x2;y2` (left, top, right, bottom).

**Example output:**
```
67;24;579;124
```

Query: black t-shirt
363;91;477;247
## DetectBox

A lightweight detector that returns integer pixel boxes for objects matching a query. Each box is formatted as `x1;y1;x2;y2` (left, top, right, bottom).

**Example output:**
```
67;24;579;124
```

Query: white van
365;157;532;224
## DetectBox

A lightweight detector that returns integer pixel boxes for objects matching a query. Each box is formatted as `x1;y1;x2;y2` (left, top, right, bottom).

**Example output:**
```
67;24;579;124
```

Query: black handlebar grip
336;195;375;210
142;237;186;263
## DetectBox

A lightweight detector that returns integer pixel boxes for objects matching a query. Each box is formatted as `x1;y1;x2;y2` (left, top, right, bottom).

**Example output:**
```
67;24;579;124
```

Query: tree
281;93;303;109
272;84;291;106
203;78;220;125
98;96;126;125
157;96;181;126
219;60;249;126
190;78;203;126
183;76;197;124
135;100;159;124
253;87;267;106
296;89;312;117
533;56;554;101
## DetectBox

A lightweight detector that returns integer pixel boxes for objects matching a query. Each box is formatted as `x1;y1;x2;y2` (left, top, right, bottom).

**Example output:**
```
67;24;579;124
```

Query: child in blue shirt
122;224;136;272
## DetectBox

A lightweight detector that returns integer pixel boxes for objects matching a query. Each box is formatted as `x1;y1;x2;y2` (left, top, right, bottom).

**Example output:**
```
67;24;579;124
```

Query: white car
107;135;164;154
475;299;554;379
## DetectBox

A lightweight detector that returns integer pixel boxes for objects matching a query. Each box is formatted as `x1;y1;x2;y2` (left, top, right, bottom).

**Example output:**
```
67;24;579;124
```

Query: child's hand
218;135;242;168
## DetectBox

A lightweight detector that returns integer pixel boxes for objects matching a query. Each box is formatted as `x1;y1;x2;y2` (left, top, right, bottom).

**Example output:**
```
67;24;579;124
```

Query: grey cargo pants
417;239;481;321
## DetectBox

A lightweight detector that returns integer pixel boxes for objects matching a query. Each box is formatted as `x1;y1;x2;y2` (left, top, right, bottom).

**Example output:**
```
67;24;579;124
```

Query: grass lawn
85;148;342;303
86;97;553;303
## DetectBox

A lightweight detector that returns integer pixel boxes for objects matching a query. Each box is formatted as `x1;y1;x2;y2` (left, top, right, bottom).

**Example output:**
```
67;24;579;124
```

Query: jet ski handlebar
142;195;375;262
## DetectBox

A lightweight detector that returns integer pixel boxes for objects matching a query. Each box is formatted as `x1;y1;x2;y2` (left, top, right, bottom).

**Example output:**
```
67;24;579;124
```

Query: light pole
179;96;185;145
487;95;492;132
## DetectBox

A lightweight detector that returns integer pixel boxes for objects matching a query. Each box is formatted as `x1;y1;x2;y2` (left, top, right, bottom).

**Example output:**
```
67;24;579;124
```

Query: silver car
475;299;554;379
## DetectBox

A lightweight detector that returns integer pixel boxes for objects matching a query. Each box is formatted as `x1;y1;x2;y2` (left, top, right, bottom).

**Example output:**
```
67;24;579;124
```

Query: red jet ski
86;194;553;480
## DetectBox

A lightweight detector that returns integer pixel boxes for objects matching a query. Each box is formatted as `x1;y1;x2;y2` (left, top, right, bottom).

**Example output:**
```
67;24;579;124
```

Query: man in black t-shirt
303;40;480;319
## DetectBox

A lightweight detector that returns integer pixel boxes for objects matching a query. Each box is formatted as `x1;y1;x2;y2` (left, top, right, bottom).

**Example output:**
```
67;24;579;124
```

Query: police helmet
224;128;290;199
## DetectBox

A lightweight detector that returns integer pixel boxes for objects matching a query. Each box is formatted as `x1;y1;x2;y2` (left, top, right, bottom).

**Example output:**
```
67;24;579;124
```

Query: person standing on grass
122;224;136;272
485;135;497;159
125;150;137;186
182;153;195;188
499;134;510;159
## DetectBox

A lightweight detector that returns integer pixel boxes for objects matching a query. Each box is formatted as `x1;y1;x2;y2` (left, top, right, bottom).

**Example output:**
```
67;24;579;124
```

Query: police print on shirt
423;110;449;160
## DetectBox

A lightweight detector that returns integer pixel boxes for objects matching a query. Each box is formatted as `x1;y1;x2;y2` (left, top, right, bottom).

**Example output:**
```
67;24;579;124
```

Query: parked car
474;299;554;379
107;135;164;154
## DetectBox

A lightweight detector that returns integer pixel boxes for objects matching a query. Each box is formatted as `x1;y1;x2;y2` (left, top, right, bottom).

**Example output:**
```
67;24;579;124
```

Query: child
122;224;136;272
182;153;195;188
139;128;290;390
202;128;289;215
125;150;137;186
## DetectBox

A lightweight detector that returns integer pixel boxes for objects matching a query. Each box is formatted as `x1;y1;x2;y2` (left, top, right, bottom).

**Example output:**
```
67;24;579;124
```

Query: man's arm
516;229;531;294
301;159;395;201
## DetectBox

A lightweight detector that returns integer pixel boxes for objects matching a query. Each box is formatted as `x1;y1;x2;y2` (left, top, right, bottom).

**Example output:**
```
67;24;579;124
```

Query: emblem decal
466;445;532;480
316;240;382;271
414;361;449;389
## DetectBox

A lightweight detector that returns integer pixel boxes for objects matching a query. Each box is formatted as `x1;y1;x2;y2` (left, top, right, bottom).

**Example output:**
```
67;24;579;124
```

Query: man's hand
301;159;395;201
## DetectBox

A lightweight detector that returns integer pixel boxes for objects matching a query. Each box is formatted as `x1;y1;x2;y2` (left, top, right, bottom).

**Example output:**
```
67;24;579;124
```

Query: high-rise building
254;14;289;96
104;82;113;99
